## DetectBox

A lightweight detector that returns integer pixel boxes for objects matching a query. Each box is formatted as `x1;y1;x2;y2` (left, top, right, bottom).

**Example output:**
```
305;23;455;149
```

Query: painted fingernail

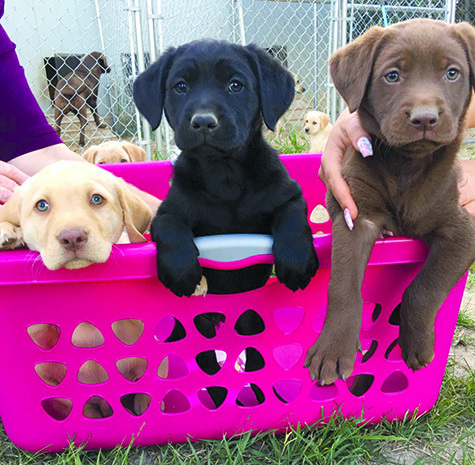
344;208;354;231
357;137;373;158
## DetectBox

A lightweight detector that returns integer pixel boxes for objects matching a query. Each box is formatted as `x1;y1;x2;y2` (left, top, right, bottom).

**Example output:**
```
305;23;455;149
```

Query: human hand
318;108;372;229
0;161;29;203
459;159;475;219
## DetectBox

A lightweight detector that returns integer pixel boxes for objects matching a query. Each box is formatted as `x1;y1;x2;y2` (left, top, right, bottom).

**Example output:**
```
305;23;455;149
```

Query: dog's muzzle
190;111;219;134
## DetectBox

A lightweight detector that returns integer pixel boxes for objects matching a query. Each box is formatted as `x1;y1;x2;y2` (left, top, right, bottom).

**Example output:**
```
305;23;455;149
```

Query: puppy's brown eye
174;81;187;94
90;194;104;206
446;68;459;81
36;200;49;212
385;71;399;83
229;80;243;92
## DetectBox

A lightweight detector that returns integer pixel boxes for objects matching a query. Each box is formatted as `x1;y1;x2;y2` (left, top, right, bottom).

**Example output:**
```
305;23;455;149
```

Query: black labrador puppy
133;39;318;298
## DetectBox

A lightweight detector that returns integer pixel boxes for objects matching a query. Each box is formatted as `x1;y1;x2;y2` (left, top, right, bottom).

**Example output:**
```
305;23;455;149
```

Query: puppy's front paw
156;250;203;298
304;331;360;385
399;324;435;371
274;238;318;291
0;222;24;250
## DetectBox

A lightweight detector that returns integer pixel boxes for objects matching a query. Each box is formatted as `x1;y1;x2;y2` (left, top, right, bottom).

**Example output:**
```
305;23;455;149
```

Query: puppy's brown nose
191;112;218;132
409;107;439;131
57;228;88;252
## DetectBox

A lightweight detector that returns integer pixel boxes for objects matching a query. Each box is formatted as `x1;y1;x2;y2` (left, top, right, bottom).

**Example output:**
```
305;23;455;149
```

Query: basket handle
194;234;274;266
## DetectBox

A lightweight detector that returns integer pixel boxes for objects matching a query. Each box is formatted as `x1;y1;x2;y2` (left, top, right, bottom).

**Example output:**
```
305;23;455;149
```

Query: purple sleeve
0;17;63;162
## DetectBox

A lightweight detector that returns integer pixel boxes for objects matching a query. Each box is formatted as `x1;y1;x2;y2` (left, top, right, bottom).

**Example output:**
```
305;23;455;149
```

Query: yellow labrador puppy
304;110;333;153
82;140;146;164
0;160;150;269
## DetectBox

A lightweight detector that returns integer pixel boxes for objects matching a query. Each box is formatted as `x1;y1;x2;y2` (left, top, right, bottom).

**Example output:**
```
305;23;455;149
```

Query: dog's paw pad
192;276;208;297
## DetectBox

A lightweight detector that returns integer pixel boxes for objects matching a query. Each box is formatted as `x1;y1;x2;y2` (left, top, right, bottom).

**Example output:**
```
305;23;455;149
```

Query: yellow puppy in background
304;110;333;153
0;160;151;269
83;140;146;164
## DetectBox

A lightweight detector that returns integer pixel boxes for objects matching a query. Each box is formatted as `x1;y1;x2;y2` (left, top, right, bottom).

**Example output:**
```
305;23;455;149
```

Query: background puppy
304;110;333;153
0;160;150;269
133;39;318;298
82;140;147;164
54;52;111;146
305;19;475;385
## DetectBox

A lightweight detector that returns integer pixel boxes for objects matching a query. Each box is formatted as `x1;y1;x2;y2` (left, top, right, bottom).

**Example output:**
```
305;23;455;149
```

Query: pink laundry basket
0;154;467;452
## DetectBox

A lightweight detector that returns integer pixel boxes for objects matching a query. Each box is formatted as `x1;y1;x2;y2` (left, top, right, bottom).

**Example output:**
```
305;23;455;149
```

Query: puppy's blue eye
229;80;243;92
174;81;187;94
35;200;49;212
385;71;399;83
446;68;459;81
90;194;104;206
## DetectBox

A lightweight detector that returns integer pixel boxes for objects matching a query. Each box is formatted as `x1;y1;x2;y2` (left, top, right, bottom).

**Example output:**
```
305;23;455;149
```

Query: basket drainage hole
83;396;113;419
198;386;228;410
310;204;330;224
346;374;374;397
236;383;265;407
78;360;109;384
160;390;190;414
112;319;144;346
361;340;378;363
158;353;189;379
273;379;302;404
28;323;60;350
385;339;402;361
194;313;225;339
235;310;265;336
116;357;148;382
42;397;72;421
72;322;104;348
273;343;303;371
120;393;151;416
196;350;226;375
235;347;265;373
361;303;382;330
309;383;338;402
155;315;186;342
35;362;67;386
381;371;409;393
389;303;402;326
273;306;304;335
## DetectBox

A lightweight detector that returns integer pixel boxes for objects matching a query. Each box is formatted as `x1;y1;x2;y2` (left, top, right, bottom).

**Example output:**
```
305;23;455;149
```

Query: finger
0;161;29;185
0;186;12;204
0;174;20;193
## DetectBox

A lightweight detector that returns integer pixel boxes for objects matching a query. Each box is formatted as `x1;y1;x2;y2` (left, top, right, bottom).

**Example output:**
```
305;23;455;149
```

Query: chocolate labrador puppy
54;52;111;146
133;39;318;298
305;19;475;385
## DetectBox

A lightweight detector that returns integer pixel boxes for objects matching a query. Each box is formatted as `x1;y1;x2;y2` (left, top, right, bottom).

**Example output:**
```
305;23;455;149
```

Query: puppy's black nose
191;112;218;132
409;107;439;131
304;128;309;133
57;228;88;252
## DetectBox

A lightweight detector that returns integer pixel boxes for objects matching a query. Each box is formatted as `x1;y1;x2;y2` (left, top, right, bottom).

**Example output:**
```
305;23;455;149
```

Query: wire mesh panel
2;0;456;159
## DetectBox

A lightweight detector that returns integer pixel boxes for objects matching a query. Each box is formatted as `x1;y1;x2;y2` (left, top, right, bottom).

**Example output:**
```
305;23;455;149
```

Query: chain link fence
2;0;465;159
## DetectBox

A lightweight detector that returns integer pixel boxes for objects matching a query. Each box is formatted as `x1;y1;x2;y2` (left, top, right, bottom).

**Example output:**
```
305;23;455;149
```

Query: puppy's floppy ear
330;26;385;112
133;47;177;130
82;146;99;163
245;44;295;131
319;113;331;129
115;179;152;243
452;22;475;91
122;142;146;162
0;187;22;226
